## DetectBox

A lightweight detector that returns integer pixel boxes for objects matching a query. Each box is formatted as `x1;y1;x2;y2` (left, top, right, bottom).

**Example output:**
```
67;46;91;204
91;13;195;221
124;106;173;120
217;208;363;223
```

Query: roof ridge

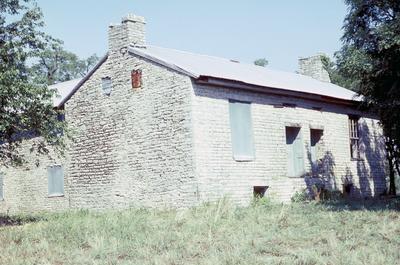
128;45;357;102
146;45;238;63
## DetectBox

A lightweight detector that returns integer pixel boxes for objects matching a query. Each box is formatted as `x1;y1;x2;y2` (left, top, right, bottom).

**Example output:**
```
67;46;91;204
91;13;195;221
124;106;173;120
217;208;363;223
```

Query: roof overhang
129;46;360;105
129;47;198;78
195;76;360;107
57;54;108;108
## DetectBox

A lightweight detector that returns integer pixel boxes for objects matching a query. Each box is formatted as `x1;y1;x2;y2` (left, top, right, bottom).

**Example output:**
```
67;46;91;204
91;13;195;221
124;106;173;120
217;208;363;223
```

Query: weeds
0;199;399;264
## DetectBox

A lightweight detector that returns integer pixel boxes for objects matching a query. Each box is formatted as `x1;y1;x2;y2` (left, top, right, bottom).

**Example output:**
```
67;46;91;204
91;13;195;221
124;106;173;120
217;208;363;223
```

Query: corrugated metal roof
49;78;81;107
129;45;359;101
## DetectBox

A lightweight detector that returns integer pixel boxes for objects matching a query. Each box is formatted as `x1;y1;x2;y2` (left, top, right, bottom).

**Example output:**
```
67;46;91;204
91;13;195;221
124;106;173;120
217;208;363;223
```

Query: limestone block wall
0;138;70;214
298;54;331;83
191;83;387;204
65;53;197;209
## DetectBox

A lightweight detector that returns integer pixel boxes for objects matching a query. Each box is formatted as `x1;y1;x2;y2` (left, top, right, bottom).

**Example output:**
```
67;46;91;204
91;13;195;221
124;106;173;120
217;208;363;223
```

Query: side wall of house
0;140;70;213
191;83;387;204
65;54;197;209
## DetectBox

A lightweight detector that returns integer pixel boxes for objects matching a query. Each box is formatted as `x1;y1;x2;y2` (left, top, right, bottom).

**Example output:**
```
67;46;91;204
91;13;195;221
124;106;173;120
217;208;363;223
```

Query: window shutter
48;166;54;195
55;166;64;195
0;173;3;200
48;165;64;196
286;127;305;177
101;77;112;95
286;133;295;177
229;100;255;161
294;132;305;175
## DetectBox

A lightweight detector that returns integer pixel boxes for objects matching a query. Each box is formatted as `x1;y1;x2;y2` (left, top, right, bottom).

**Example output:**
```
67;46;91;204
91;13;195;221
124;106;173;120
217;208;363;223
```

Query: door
286;127;305;177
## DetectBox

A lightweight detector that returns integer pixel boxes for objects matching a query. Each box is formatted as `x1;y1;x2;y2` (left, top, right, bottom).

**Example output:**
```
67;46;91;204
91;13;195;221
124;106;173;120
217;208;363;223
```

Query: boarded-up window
349;116;360;159
0;173;3;200
286;127;305;177
101;77;112;95
48;165;64;197
229;100;255;161
131;70;142;89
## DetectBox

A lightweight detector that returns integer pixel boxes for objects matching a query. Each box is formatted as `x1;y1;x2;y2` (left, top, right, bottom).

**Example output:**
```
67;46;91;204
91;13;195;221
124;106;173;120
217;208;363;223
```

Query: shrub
251;196;272;206
291;189;309;202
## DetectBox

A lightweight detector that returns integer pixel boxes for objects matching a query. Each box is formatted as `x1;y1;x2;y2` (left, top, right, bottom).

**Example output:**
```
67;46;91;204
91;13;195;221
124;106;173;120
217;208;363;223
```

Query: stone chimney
298;53;331;83
108;14;146;54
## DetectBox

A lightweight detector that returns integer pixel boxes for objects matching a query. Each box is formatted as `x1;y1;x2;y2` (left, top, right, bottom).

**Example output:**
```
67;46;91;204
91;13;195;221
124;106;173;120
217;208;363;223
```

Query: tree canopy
334;0;400;195
0;0;66;166
30;40;99;85
254;58;269;67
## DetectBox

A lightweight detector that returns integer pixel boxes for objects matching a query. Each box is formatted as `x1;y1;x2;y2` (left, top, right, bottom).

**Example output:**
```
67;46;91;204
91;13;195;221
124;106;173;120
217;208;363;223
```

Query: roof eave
195;76;360;107
128;47;199;78
57;53;108;108
128;47;359;106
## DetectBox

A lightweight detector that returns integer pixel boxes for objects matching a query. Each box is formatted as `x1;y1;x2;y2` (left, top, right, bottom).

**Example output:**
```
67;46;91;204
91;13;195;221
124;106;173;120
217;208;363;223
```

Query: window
349;116;360;159
0;173;3;200
253;186;268;199
131;69;142;89
286;127;305;177
48;165;64;197
101;77;112;95
229;100;255;161
310;129;323;173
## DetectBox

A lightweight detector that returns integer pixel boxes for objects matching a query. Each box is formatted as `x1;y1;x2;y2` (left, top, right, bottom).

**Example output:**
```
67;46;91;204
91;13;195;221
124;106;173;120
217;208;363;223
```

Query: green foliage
291;188;309;202
254;58;269;67
0;200;399;264
337;0;400;195
29;40;99;85
322;52;361;91
0;0;67;166
251;196;272;206
327;1;400;195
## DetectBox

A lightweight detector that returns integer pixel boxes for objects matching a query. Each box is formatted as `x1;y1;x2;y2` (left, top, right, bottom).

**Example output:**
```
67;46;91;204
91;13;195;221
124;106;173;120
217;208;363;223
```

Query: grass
0;198;399;265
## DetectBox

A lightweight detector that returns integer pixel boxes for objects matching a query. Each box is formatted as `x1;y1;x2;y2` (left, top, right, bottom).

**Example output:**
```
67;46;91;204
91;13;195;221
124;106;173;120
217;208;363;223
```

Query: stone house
0;14;387;213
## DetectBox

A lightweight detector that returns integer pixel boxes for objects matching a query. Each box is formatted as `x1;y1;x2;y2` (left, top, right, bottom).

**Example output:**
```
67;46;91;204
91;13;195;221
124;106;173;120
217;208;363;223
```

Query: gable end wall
65;51;198;209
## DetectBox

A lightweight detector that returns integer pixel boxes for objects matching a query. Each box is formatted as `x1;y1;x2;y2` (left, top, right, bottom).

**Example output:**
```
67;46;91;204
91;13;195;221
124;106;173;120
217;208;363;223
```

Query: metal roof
49;78;81;107
130;45;359;102
50;54;108;108
52;46;359;108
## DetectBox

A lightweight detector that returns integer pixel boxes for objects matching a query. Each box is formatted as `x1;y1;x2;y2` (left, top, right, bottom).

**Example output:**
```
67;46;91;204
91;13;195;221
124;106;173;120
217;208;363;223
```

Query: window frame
47;165;65;197
349;116;360;160
228;99;255;162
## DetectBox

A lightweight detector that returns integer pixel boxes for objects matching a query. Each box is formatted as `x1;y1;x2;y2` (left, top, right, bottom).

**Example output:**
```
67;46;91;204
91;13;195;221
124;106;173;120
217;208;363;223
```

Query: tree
321;51;366;91
0;0;66;166
338;0;400;195
30;40;99;85
254;58;269;67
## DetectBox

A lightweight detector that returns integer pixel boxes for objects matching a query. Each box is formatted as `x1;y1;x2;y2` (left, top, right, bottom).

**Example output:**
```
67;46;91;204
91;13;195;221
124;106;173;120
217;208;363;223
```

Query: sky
35;0;348;72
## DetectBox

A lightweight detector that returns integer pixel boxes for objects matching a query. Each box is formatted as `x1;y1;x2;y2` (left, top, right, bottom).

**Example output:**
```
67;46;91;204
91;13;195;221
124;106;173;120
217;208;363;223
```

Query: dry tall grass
0;198;399;265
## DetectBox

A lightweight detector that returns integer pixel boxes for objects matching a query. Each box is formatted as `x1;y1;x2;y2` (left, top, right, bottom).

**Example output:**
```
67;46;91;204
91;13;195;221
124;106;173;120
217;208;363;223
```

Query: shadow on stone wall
303;120;387;200
356;120;387;198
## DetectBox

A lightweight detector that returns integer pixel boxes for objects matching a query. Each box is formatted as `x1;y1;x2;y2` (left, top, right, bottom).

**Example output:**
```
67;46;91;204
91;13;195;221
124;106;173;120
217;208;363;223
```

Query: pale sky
36;0;348;72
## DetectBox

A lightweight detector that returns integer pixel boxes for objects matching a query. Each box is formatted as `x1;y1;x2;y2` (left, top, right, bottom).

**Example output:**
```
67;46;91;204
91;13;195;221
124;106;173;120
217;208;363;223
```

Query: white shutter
229;100;255;161
48;165;64;196
0;173;4;200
